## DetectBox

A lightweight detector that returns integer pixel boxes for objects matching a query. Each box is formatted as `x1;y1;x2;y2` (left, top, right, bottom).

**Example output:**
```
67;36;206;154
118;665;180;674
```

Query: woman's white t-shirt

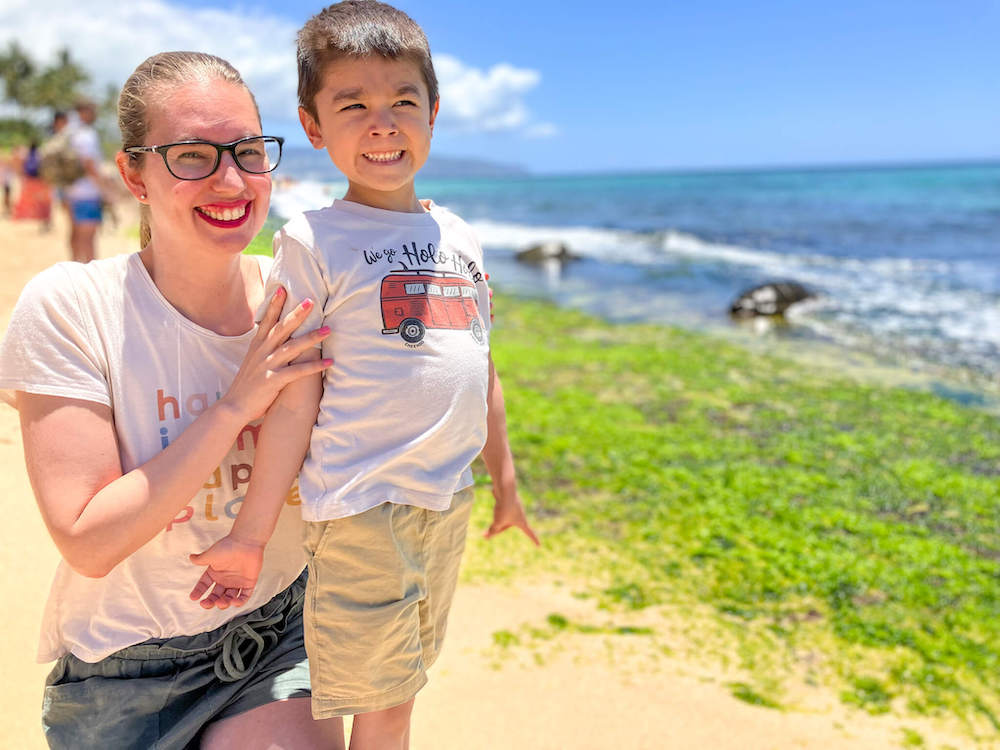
0;253;306;663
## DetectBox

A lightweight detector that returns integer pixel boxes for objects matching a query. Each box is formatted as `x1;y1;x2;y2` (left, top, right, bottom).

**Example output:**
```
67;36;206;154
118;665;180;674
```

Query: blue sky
2;0;998;173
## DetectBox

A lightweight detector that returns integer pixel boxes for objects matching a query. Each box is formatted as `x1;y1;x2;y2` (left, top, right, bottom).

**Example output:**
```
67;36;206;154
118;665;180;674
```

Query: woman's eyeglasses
124;136;284;181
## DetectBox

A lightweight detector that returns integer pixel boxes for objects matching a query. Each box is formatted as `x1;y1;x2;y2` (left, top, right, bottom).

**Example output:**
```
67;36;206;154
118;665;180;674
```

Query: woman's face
139;79;271;258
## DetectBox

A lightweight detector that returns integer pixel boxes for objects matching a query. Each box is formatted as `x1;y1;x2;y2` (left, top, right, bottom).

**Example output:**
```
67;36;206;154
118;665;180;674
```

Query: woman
0;52;343;749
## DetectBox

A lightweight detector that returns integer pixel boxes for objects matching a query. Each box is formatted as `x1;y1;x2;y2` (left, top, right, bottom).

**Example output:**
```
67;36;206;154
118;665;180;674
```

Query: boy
190;1;539;745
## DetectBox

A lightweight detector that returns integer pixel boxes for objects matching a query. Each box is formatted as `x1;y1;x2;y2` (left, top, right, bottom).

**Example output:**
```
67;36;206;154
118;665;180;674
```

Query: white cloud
0;0;300;125
0;0;555;137
435;54;556;136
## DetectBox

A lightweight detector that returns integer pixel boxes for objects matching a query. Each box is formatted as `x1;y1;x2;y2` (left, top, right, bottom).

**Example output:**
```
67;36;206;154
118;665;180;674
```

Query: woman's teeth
198;205;247;221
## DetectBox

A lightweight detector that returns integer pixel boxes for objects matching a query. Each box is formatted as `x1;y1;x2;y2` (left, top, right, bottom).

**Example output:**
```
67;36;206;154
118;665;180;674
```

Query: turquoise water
271;162;1000;377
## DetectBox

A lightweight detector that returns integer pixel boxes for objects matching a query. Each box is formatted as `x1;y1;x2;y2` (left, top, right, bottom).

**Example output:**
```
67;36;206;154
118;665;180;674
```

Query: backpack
38;132;85;188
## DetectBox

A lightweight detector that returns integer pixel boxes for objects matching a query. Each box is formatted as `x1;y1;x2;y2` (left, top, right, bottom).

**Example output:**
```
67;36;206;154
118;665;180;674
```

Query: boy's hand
189;535;265;609
485;492;540;546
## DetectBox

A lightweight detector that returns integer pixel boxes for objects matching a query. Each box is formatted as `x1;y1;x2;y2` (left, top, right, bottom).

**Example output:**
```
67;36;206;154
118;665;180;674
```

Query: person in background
0;51;343;749
65;99;107;262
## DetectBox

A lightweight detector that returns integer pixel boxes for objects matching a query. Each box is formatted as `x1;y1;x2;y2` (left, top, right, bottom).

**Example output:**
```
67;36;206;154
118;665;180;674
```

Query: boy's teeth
199;205;247;221
364;151;403;162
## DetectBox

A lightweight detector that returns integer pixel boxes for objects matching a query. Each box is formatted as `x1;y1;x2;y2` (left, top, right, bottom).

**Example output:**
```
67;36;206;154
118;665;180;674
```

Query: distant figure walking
64;99;106;262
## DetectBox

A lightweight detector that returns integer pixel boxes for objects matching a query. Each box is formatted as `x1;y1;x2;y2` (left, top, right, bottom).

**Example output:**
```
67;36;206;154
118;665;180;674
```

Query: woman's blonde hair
118;52;260;248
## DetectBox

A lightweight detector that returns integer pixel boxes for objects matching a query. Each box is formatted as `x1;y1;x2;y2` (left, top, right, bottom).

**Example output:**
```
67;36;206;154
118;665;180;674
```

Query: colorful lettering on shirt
154;388;299;531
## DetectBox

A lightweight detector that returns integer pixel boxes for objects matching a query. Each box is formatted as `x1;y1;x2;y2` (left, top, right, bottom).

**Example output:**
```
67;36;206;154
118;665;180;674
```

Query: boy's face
300;55;439;213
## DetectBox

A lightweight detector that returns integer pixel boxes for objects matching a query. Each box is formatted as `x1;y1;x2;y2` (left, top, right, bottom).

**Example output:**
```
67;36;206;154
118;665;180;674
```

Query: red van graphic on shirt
380;269;485;345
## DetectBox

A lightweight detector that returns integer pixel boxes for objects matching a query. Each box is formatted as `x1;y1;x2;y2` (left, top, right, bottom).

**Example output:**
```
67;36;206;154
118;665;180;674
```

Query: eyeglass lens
164;138;281;179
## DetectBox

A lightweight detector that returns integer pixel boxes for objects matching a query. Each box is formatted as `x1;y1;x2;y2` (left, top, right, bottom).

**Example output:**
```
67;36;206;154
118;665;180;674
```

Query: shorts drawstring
214;585;305;682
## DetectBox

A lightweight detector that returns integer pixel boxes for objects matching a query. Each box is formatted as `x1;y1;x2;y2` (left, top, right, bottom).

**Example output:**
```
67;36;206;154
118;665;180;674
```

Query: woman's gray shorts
42;571;311;750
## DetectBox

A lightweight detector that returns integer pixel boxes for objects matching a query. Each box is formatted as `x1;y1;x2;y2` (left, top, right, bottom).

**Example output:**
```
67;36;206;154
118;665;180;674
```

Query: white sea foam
480;218;1000;369
659;229;792;269
468;219;666;264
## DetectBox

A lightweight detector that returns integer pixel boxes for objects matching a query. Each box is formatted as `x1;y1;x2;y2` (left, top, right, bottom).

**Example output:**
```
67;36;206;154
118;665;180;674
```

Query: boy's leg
302;489;475;745
344;488;475;750
348;697;415;750
303;509;430;721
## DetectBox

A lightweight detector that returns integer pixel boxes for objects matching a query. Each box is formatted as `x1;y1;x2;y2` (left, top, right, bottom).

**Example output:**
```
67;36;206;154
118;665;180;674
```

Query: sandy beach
0;206;988;750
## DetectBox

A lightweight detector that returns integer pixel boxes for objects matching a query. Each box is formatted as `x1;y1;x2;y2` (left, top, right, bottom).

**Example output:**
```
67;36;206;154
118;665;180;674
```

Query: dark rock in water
515;241;578;265
729;281;814;317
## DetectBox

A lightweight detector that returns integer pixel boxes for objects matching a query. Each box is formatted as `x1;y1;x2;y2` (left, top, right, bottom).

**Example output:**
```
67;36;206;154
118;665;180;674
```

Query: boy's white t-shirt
0;254;306;663
271;199;492;522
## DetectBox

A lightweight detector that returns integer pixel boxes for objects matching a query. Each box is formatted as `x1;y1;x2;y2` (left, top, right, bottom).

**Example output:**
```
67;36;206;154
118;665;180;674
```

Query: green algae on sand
465;293;1000;734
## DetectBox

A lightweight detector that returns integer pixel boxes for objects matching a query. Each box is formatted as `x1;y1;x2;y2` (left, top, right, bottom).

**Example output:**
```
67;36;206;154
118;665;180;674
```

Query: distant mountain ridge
277;146;527;181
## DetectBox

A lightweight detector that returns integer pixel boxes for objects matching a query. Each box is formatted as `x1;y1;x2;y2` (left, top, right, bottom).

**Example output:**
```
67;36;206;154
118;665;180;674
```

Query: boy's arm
189;351;323;609
482;354;540;545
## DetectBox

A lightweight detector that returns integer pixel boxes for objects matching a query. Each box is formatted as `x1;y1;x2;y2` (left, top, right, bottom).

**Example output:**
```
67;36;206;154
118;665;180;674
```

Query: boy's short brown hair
297;0;439;118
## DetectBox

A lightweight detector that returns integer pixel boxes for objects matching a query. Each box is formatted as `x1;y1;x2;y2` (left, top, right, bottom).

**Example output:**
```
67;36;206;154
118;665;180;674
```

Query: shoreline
482;264;1000;416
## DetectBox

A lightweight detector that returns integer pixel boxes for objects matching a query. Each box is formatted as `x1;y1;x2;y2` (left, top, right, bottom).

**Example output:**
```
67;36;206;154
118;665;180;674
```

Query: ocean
269;162;1000;391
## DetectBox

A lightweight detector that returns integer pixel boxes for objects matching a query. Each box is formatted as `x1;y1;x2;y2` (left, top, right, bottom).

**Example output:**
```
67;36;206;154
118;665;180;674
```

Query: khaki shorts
303;487;475;718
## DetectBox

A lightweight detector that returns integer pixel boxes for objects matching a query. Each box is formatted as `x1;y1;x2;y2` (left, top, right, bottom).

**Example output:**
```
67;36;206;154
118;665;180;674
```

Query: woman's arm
19;392;254;577
17;289;330;578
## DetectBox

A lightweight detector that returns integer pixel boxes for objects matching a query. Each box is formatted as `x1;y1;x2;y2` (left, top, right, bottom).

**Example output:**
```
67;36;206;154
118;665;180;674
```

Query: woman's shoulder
1;256;137;402
18;254;133;311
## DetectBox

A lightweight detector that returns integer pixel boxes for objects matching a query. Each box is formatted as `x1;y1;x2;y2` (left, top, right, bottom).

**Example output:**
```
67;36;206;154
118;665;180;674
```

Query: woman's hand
188;535;265;609
219;286;331;424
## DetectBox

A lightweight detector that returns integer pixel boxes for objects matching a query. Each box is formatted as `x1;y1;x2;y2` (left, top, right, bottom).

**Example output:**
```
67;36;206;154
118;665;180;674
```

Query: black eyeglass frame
124;135;285;181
